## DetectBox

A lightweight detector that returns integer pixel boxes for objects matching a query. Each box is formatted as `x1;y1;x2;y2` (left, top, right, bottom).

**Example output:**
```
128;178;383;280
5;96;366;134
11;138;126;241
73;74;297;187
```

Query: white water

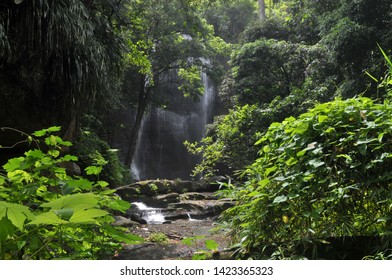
130;72;216;180
187;213;198;221
132;202;166;224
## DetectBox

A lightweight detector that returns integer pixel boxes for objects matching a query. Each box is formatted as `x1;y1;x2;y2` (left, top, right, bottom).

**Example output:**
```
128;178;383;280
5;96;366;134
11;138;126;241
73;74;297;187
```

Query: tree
123;0;228;167
258;0;266;20
204;0;257;43
0;0;130;143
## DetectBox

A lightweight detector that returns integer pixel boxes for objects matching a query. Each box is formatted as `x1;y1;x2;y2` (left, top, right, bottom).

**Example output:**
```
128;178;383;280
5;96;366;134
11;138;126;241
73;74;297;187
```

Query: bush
0;127;142;259
222;97;392;259
72;130;132;187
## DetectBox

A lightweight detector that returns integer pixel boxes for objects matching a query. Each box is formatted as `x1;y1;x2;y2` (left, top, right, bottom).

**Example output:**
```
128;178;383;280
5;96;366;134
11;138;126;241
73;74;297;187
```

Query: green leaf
60;155;78;162
69;209;108;224
0;175;5;184
336;154;353;163
358;144;367;156
64;178;93;191
48;150;60;158
3;157;24;172
28;212;68;225
192;252;207;260
264;166;277;176
308;159;325;168
40;193;98;211
365;71;379;82
293;122;309;134
85;166;102;175
377;217;390;223
273;195;287;204
0;201;34;230
32;129;47;137
296;149;307;157
378;44;392;68
0;217;16;241
262;145;271;153
102;224;144;244
45;135;58;146
107;199;130;213
318;115;328;123
258;178;270;188
182;237;196;246
0;205;6;219
205;239;219;251
54;208;74;221
285;157;297;166
96;181;109;188
7;206;27;230
25;149;45;159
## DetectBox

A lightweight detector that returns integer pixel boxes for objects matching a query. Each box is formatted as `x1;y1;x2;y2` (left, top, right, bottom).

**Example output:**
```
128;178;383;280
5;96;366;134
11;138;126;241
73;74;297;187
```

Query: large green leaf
102;224;144;244
54;208;74;221
0;201;34;230
40;193;98;211
69;209;108;224
3;157;24;172
0;217;15;241
28;212;69;225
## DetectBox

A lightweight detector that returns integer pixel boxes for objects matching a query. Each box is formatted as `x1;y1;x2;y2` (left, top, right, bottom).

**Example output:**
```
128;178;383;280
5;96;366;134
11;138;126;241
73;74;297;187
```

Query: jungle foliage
0;127;142;259
188;0;392;179
220;95;392;259
2;0;392;261
186;0;392;259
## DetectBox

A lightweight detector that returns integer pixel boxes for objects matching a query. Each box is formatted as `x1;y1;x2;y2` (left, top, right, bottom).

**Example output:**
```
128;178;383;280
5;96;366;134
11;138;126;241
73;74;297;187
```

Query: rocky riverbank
114;179;235;260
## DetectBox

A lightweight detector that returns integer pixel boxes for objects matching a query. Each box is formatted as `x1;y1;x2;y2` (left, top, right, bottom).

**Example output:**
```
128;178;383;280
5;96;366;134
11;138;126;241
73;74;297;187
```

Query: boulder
167;199;235;218
112;215;139;227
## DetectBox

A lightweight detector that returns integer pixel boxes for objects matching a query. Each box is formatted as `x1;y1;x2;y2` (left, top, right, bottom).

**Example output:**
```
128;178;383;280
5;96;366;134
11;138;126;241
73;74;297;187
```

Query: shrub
72;130;132;187
222;97;392;259
0;127;143;259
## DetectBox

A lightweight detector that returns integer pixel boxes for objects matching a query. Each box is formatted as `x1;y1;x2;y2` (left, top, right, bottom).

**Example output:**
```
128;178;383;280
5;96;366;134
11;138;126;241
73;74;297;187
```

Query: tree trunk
258;0;266;20
125;75;150;167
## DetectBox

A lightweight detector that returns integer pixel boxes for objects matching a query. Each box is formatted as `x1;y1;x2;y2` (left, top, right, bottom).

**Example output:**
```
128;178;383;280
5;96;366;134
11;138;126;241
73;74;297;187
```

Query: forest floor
116;218;233;260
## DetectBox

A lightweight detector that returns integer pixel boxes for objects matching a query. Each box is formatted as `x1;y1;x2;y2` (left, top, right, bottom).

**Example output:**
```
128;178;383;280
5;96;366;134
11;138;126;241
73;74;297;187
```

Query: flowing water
131;202;166;224
131;73;217;180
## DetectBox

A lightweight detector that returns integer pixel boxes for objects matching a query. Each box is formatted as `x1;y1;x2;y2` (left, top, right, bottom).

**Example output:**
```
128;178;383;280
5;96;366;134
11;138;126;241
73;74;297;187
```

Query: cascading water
131;72;216;180
131;202;166;224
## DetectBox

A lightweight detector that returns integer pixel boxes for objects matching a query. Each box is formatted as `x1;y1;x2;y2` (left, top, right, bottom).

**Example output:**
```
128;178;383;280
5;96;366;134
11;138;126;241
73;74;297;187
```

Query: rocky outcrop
166;199;235;220
115;179;222;201
116;178;234;224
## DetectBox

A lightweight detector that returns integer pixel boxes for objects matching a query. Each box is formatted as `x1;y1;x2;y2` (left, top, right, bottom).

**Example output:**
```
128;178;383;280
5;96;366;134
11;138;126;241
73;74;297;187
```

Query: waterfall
131;73;216;180
131;202;166;224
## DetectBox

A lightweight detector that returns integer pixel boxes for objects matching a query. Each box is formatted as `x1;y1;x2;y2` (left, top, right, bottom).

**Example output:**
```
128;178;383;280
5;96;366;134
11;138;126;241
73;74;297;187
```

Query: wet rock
167;200;235;218
112;216;139;227
154;193;181;203
179;192;215;201
128;213;147;224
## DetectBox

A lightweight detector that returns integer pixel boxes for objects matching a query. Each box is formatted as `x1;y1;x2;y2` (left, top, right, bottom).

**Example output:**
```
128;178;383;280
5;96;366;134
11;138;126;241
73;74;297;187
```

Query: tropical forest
0;0;392;260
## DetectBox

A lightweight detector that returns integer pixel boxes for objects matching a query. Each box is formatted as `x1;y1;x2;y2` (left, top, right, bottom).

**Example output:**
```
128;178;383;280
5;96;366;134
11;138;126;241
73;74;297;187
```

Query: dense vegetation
187;0;392;259
0;127;142;259
1;0;392;259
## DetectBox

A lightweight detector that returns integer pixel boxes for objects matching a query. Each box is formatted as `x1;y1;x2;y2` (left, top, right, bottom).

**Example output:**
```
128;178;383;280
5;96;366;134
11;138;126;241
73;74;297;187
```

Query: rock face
115;179;221;201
